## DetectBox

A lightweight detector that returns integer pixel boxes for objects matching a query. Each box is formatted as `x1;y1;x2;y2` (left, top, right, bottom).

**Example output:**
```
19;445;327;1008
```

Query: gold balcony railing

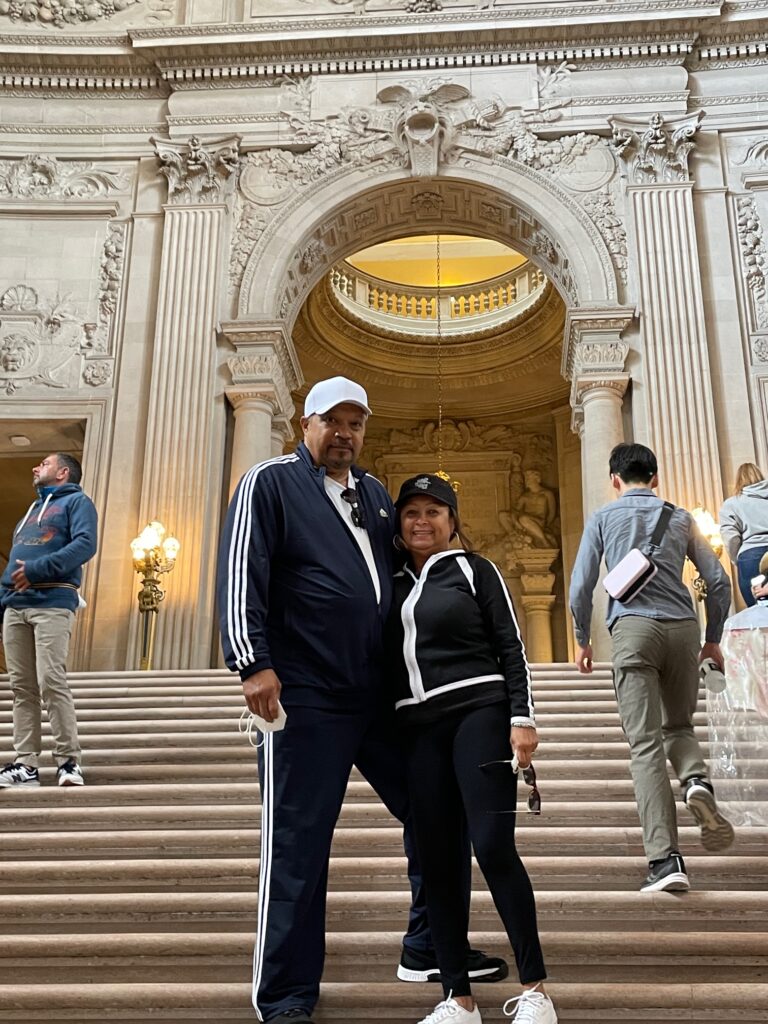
329;260;547;335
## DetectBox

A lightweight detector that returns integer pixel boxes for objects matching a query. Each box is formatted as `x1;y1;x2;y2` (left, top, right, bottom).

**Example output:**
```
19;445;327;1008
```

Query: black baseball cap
395;473;458;512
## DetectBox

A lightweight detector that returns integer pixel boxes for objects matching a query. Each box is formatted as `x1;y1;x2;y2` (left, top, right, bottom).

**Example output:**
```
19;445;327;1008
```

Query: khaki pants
2;607;79;768
611;616;707;862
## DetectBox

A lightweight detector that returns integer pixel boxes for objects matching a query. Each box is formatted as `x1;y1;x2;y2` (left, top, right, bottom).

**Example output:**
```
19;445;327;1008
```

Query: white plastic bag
706;603;768;826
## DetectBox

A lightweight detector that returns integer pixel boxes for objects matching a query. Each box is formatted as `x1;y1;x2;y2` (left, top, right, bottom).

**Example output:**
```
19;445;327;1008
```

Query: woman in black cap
385;474;556;1024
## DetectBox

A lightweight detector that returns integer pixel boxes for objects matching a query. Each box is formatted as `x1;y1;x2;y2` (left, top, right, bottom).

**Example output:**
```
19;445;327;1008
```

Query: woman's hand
510;725;539;770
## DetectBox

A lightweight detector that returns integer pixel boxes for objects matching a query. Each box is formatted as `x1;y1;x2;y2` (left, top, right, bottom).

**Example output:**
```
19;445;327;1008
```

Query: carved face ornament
0;333;35;373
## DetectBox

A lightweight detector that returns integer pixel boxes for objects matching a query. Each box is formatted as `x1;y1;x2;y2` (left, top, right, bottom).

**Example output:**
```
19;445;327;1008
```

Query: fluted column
611;112;723;514
136;135;240;669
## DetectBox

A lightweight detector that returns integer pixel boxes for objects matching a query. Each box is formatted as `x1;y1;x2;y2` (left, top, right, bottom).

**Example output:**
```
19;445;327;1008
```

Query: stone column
220;321;301;495
135;135;240;669
610;112;723;514
519;550;559;664
566;325;633;659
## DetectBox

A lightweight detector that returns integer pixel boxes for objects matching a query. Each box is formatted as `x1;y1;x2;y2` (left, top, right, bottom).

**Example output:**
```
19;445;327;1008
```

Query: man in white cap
217;377;504;1023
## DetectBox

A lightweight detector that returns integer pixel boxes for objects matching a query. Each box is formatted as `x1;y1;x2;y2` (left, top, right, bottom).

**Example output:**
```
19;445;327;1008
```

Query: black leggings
405;701;547;998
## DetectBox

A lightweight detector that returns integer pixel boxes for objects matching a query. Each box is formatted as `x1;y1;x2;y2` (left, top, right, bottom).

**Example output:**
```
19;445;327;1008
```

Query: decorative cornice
0;122;165;134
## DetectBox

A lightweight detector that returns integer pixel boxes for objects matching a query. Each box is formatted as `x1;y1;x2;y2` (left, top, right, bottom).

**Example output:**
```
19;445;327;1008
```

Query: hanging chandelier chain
436;232;444;473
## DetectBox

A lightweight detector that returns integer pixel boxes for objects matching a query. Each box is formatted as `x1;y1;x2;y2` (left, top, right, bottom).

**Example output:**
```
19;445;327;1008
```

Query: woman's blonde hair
734;462;764;495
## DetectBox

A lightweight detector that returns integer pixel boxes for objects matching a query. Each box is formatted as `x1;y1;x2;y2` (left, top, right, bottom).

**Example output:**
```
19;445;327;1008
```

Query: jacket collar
296;441;367;485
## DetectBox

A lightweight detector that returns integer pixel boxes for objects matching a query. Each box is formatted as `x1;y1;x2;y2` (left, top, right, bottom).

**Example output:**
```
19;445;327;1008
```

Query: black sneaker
683;777;735;852
640;852;690;893
268;1013;315;1023
0;762;40;789
397;945;509;983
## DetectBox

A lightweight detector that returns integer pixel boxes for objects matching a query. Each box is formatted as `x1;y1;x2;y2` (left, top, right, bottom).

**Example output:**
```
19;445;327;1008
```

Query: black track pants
406;701;547;998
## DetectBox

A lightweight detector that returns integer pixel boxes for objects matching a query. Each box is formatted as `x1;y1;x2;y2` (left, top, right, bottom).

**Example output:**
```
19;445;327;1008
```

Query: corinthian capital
152;135;241;205
609;112;704;185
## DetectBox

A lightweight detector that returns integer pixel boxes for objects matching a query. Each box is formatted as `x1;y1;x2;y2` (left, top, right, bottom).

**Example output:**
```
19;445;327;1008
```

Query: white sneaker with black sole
0;762;40;788
684;778;735;851
416;998;482;1024
640;852;690;893
56;759;84;787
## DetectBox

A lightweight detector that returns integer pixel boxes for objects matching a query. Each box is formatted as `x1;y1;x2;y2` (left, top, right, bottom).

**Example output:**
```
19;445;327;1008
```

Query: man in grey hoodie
719;466;768;606
0;453;97;789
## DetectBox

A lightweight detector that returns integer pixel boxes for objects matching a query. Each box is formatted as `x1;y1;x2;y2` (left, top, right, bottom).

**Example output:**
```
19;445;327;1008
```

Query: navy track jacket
216;443;396;710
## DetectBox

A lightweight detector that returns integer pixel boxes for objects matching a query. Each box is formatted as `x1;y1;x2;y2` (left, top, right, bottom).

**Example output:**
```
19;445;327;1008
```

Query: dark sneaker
269;1013;315;1023
0;762;40;788
56;759;84;788
397;946;509;983
683;778;735;852
640;852;690;893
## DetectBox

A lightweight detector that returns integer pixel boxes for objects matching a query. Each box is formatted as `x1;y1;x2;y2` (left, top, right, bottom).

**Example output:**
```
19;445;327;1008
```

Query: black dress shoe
269;1011;315;1023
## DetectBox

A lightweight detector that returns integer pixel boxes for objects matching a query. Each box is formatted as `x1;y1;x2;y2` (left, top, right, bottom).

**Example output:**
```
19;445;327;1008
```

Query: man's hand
11;561;30;593
575;644;593;674
700;642;724;673
243;669;282;722
510;725;539;770
752;581;768;601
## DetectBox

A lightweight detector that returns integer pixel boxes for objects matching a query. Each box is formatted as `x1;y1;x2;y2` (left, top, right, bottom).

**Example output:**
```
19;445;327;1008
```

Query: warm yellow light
138;524;162;551
129;539;146;561
691;504;723;556
162;536;180;561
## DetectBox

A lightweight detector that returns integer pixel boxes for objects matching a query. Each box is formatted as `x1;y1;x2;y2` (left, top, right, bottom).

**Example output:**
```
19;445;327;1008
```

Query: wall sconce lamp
130;520;180;670
690;504;723;601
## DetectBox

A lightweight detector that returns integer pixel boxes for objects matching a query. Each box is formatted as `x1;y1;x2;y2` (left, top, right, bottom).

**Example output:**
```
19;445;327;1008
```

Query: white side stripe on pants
252;731;274;1020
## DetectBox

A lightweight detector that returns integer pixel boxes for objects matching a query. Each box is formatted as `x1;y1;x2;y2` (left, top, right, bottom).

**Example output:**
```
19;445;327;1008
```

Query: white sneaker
503;986;557;1023
417;998;482;1024
56;760;84;787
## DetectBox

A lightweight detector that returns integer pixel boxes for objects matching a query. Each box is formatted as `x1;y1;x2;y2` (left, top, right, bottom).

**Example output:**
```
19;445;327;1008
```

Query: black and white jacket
385;549;535;726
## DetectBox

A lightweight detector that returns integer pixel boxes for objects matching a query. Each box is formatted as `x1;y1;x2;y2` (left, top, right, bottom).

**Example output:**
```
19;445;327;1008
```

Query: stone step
2;778;767;807
0;857;762;896
1;800;764;831
2;889;765;930
0;980;766;1022
0;823;763;860
3;930;767;985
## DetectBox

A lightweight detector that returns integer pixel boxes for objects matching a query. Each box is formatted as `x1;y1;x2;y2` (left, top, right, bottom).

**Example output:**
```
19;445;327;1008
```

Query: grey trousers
2;606;80;768
611;615;707;862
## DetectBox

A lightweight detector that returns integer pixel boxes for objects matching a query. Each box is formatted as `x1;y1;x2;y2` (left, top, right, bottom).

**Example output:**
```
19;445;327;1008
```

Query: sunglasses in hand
478;755;542;815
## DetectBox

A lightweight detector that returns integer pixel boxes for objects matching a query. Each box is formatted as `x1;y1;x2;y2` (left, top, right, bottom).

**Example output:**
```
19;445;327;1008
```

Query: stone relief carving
574;340;630;371
298;238;328;275
232;75;620;308
736;195;768;333
82;359;112;386
753;337;768;362
91;222;126;352
153;135;241;205
385;418;554;461
580;188;628;284
499;469;558;549
0;288;82;395
610;112;704;184
0;154;129;197
0;0;138;26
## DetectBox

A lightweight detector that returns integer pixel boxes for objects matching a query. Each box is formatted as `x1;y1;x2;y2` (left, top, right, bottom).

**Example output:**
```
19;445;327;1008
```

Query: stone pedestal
519;549;559;663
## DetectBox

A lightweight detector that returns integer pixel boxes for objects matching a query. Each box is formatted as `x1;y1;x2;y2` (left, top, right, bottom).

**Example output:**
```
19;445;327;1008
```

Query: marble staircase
0;667;767;1022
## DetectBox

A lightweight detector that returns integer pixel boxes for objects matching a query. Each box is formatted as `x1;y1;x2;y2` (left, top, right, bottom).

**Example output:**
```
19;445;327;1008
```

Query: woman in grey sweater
719;463;768;605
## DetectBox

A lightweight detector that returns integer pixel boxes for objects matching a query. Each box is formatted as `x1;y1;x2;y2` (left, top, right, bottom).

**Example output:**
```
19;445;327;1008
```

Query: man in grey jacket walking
569;443;733;892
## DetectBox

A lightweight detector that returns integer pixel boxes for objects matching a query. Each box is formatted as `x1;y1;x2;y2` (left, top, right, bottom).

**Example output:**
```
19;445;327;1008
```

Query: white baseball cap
303;376;372;417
